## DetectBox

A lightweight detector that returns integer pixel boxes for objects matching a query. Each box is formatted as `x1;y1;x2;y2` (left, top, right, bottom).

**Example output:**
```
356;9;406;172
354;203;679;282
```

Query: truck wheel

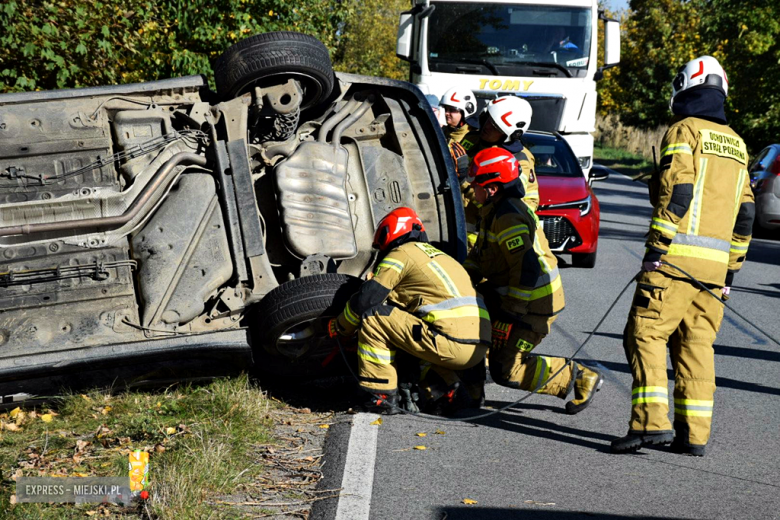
572;251;597;268
214;31;335;109
251;274;361;376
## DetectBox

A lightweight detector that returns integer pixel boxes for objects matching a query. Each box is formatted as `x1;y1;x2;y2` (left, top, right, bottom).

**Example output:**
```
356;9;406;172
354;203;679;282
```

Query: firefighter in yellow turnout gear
611;56;755;456
464;148;602;414
457;96;540;250
330;207;491;414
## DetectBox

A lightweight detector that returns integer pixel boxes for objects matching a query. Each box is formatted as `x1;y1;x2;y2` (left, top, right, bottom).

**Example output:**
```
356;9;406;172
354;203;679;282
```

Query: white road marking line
334;412;380;520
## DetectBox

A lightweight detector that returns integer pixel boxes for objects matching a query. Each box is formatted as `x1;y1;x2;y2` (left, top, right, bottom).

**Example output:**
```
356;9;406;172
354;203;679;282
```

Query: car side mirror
589;167;609;183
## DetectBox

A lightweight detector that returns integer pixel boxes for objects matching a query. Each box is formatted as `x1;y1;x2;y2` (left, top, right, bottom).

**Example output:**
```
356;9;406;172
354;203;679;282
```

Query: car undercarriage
0;32;465;395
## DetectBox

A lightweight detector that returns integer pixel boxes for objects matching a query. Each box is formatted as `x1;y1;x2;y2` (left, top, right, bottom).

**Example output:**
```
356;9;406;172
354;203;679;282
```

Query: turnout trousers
489;313;574;398
357;305;487;392
623;271;724;446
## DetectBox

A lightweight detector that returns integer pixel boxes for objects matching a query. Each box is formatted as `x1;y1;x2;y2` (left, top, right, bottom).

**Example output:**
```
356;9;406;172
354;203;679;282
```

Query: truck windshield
427;2;593;78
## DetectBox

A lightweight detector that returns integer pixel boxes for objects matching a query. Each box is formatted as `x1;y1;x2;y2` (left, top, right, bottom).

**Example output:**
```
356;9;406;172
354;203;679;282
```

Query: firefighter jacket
336;241;492;345
647;116;754;286
444;123;473;144
463;187;564;319
460;131;540;211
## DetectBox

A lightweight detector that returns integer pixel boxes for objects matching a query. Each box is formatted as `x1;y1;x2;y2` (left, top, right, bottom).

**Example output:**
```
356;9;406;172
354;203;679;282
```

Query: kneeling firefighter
464;147;602;414
329;207;491;414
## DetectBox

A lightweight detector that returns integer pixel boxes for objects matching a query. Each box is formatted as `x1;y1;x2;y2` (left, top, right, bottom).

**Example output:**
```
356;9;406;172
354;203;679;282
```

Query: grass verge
0;375;279;519
594;144;654;181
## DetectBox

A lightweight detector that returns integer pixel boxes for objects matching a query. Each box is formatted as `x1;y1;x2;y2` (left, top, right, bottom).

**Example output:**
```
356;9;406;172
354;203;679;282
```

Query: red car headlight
542;195;592;217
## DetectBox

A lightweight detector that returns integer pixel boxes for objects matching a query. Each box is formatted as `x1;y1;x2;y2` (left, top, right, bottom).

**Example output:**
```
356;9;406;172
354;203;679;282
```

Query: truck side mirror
604;20;621;67
397;13;414;62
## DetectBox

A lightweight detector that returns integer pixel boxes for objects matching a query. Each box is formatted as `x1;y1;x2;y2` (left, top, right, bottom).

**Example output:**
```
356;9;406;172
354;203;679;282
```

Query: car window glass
522;136;580;177
751;148;770;172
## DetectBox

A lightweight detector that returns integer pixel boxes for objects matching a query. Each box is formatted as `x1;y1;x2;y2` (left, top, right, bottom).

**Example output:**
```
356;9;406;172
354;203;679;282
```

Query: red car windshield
521;135;582;177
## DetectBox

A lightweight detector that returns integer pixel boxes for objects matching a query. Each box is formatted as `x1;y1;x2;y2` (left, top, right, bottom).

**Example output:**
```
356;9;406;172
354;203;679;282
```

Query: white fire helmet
670;55;728;108
440;87;477;118
486;96;533;141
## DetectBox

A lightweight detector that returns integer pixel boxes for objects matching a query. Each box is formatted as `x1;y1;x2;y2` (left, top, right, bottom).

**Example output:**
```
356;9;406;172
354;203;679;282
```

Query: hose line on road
336;260;780;423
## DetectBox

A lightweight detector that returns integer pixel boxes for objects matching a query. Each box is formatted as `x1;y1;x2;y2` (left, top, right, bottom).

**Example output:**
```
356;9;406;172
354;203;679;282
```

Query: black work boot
360;389;401;415
565;364;603;415
611;430;675;453
398;383;420;413
670;421;706;457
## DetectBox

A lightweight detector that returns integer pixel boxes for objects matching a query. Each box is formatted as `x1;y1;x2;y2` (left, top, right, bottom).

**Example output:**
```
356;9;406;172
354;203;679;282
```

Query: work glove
642;260;662;272
491;321;513;349
327;318;350;339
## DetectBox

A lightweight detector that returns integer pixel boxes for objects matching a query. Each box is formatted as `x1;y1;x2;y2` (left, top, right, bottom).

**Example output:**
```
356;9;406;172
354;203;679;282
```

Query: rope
661;261;780;347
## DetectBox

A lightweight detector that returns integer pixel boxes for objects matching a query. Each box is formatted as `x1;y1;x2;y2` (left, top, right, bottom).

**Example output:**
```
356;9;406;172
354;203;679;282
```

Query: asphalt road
314;167;780;520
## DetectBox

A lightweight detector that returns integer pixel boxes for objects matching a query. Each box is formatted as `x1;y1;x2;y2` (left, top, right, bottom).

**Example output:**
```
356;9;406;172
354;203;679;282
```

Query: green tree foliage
0;0;350;93
334;0;409;80
601;0;780;152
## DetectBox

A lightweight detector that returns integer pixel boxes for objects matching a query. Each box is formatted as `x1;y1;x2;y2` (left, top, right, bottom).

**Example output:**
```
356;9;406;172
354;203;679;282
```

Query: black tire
572;251;597;268
214;31;335;109
250;274;361;376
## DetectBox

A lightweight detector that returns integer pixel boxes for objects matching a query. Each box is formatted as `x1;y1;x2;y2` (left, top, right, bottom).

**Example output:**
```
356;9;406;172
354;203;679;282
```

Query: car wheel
214;31;335;109
572;251;597;268
251;274;361;376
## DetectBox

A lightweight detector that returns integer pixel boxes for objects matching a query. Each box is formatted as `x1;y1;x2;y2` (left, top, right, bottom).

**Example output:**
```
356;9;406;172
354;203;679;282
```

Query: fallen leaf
9;407;21;419
76;440;90;452
9;495;16;505
434;430;446;435
413;445;427;450
85;511;96;516
462;498;478;505
81;394;92;401
300;407;311;414
155;444;166;453
165;427;176;435
415;432;427;437
370;418;382;426
40;414;53;423
318;424;330;429
28;411;37;419
101;406;112;415
4;423;21;432
524;500;556;506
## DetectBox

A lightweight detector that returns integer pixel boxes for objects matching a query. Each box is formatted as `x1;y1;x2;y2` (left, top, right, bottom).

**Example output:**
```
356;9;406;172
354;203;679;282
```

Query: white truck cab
397;0;620;178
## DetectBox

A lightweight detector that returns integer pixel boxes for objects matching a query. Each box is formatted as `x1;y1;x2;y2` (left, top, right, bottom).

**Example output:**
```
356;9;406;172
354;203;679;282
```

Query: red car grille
540;216;581;250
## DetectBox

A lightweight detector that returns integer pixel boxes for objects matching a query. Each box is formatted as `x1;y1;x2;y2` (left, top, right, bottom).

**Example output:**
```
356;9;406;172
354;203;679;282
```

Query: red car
523;132;608;268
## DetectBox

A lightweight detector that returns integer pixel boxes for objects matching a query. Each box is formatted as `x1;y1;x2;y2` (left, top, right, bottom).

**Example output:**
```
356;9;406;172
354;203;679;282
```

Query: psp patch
506;236;524;252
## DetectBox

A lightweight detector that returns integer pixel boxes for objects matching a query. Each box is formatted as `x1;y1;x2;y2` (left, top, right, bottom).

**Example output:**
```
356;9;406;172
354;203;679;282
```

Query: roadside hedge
0;0;351;92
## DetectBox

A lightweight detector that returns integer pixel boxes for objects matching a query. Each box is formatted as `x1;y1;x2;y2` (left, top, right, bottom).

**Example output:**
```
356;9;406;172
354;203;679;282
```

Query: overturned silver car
0;32;465;394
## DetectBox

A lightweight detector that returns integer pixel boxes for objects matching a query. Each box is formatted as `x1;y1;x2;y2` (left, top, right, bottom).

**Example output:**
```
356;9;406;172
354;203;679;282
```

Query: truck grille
540;216;580;251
